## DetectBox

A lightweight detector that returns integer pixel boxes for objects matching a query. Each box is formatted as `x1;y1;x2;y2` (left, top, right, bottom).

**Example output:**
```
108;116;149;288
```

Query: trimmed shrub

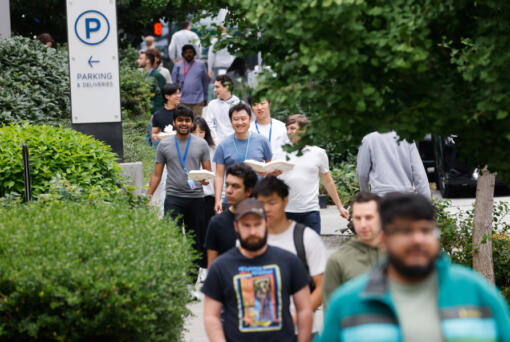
0;200;195;341
0;123;122;198
0;36;70;124
119;47;152;119
436;199;510;303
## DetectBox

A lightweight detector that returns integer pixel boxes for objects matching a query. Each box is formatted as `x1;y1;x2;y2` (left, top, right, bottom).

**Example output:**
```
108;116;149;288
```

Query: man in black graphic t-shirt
202;199;312;342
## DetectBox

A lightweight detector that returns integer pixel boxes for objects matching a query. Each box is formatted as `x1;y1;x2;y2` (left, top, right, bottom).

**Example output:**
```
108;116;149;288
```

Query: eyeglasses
386;226;440;238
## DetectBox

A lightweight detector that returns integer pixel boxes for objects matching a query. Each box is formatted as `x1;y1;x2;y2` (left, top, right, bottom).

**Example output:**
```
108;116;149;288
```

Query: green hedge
0;124;122;199
0;201;195;341
0;36;70;124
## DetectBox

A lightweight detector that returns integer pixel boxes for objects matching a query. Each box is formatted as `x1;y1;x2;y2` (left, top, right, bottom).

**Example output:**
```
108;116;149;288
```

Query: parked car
418;135;510;198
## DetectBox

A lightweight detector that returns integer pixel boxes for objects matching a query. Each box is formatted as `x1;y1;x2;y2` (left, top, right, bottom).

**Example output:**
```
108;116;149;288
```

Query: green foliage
0;36;70;125
436;199;510;302
199;0;510;179
0;124;123;199
10;0;201;46
0;200;195;341
123;118;157;185
119;47;152;119
321;153;360;206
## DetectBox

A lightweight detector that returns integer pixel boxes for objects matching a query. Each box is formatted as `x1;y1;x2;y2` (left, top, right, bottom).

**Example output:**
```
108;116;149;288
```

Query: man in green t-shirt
319;193;510;342
322;192;383;307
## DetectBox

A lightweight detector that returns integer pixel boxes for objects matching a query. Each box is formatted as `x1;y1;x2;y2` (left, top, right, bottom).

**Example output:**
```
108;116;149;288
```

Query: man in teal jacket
318;192;510;342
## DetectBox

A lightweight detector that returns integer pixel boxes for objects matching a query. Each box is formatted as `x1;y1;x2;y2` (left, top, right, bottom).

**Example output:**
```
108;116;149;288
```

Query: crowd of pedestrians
139;23;510;342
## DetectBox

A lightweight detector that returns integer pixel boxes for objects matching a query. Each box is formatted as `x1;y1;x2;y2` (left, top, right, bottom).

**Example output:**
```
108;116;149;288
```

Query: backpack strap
293;222;309;273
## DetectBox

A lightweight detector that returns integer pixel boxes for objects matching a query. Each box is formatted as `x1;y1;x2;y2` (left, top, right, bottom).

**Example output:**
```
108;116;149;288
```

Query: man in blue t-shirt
213;102;272;214
202;198;313;342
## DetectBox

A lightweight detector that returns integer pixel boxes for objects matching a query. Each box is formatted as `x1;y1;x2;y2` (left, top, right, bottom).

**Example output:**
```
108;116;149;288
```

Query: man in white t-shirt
204;74;241;144
279;114;349;235
254;175;327;334
249;98;290;160
168;21;202;64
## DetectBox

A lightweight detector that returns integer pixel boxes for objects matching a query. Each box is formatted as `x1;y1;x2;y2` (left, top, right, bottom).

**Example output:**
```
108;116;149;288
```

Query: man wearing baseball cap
202;198;313;342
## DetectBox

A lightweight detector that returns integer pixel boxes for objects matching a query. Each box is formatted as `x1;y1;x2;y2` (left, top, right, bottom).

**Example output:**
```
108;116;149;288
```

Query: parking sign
66;0;121;124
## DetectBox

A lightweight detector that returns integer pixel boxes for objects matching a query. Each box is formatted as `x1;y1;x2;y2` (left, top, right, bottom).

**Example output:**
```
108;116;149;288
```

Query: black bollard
22;144;32;202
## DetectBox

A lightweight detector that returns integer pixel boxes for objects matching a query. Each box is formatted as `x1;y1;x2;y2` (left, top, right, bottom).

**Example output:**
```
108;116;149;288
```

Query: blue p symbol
85;18;101;39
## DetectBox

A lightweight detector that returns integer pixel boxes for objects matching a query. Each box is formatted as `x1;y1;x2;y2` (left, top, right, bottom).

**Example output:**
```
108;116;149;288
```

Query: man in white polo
249;98;290;160
279;114;349;235
204;74;241;144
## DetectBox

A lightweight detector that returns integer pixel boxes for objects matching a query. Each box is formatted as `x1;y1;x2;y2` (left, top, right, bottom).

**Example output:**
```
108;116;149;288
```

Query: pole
22;144;32;202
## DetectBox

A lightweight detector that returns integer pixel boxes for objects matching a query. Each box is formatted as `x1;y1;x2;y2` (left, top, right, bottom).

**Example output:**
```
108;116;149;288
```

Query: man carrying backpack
253;175;327;333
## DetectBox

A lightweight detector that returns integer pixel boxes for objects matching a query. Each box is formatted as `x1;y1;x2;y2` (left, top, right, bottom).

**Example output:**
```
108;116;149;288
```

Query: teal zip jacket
317;256;510;342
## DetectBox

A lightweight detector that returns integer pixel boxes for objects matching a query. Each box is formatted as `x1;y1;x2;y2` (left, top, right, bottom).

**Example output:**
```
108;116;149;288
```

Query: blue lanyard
255;119;272;142
147;68;154;76
233;133;251;162
175;135;192;173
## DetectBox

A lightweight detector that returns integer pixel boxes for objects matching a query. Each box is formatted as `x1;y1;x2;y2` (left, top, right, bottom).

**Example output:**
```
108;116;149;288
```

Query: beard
238;230;268;252
387;251;439;280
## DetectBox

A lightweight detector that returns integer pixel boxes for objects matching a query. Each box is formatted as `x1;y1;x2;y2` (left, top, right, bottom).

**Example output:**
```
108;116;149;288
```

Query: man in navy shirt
203;198;313;342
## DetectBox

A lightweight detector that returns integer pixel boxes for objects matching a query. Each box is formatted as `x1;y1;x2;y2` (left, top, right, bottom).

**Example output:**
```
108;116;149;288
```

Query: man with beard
203;199;313;342
146;105;211;268
318;193;510;342
172;44;208;117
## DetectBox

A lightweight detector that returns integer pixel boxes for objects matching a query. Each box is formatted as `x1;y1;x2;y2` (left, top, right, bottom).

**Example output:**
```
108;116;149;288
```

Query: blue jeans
286;211;321;235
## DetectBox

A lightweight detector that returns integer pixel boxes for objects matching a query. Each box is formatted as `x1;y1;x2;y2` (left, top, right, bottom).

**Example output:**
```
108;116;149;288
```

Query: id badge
187;178;196;190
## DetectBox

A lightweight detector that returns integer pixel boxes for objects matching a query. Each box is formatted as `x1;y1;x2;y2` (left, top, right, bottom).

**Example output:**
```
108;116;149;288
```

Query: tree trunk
472;166;496;284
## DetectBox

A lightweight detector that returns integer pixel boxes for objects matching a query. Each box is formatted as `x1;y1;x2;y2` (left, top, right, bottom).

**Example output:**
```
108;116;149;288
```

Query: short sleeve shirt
156;135;210;198
152;108;176;131
204;210;236;254
202;246;310;342
213;132;272;167
279;146;329;212
249;118;290;160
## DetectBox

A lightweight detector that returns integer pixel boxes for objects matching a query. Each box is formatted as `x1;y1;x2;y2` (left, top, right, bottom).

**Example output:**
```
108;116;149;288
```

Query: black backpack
293;222;316;291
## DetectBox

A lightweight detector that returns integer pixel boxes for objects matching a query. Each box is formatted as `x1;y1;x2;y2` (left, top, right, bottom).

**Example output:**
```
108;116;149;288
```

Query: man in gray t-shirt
147;105;211;267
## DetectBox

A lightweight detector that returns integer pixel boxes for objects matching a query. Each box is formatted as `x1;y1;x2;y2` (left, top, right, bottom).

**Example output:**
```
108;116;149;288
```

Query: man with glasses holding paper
146;105;212;268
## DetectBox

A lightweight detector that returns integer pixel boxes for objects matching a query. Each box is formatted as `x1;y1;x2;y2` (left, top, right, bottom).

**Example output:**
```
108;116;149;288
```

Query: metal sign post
66;0;123;160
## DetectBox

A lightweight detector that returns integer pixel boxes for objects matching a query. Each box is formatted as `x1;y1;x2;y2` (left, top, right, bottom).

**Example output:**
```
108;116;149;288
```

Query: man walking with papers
213;103;272;213
146;105;212;268
280;114;349;234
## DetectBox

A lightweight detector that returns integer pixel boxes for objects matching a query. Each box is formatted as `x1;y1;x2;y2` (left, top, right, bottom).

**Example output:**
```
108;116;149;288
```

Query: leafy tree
197;0;510;281
9;0;199;45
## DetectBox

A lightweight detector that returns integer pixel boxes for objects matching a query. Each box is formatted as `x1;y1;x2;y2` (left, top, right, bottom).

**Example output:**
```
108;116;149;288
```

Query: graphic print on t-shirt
233;265;282;332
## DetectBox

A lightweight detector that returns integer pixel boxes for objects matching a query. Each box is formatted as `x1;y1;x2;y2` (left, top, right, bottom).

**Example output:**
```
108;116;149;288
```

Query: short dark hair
173;105;194;121
229;103;252;120
180;20;190;29
144;49;156;66
226;163;258;191
253;176;289;200
215;74;234;92
181;44;196;56
247;96;271;107
146;48;161;66
162;83;180;100
379;193;434;231
352;192;380;206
